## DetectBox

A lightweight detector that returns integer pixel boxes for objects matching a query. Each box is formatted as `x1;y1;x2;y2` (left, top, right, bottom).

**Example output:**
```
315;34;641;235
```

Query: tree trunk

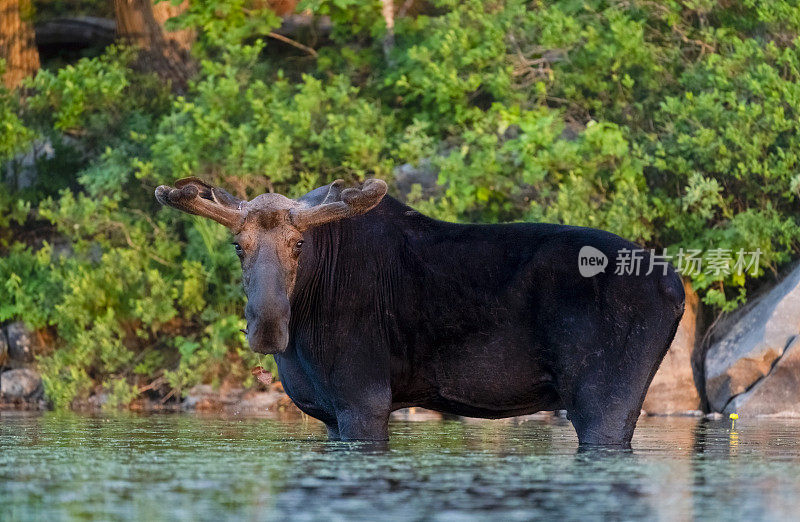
381;0;394;59
114;0;195;90
0;0;40;89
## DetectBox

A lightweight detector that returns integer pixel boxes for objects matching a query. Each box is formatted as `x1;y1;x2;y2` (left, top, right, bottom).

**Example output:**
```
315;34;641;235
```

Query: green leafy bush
141;45;398;194
0;67;35;162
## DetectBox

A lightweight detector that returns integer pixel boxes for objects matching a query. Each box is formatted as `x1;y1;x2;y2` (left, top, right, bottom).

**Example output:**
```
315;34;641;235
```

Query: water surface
2;412;799;520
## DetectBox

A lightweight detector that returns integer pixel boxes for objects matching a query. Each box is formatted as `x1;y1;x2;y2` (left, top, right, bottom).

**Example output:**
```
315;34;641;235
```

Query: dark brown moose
155;177;684;446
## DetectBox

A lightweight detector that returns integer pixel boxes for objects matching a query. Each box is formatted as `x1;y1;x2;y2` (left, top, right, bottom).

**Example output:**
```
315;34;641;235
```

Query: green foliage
300;0;384;42
0;186;31;241
517;2;670;126
25;46;168;143
26;51;129;133
647;36;800;307
0;67;35;162
141;46;397;194
164;0;281;50
387;0;521;126
417;107;654;242
3;0;800;407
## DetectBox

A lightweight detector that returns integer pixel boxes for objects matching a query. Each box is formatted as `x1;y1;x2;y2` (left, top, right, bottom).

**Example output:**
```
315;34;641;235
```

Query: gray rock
4;139;55;191
705;264;800;412
233;389;292;415
87;392;109;409
182;384;244;411
181;384;217;411
0;369;43;401
642;281;701;415
393;160;441;200
724;336;800;416
6;322;38;363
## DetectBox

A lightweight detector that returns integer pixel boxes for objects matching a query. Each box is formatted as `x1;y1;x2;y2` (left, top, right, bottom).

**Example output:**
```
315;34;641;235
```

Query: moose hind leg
326;422;341;441
564;315;681;447
568;383;645;447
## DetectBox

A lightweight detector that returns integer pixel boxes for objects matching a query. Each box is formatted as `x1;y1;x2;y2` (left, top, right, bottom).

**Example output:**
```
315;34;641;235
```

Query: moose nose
245;321;289;354
243;297;290;354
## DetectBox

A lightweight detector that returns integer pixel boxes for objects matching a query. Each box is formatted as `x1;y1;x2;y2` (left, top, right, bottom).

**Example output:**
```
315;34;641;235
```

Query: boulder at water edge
705;264;800;414
0;368;43;401
723;336;800;416
642;281;701;415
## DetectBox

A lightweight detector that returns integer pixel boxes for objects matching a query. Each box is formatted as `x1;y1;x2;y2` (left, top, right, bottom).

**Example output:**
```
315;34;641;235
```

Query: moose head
155;177;387;354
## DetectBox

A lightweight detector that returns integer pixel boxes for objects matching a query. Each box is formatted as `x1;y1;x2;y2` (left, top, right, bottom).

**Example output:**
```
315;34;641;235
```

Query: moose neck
286;196;417;354
285;195;536;361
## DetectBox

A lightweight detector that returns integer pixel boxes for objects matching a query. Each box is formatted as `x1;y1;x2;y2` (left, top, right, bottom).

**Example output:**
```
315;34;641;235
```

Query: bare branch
267;31;318;57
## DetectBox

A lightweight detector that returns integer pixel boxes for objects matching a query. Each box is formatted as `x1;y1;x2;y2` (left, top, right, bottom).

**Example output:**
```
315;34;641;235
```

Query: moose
155;177;684;446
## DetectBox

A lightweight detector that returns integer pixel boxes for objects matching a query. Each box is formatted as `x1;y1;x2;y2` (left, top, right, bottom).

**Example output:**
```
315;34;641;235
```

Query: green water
2;412;800;521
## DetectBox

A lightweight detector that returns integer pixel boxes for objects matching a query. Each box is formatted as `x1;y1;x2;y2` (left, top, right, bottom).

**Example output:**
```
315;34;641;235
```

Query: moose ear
155;177;244;229
296;179;345;207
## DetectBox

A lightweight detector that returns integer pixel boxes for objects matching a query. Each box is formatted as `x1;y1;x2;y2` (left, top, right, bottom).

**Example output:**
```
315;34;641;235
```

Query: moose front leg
331;383;392;441
334;406;390;441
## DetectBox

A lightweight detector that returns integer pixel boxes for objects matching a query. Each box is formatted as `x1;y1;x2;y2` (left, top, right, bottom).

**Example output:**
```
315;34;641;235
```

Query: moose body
156;178;684;446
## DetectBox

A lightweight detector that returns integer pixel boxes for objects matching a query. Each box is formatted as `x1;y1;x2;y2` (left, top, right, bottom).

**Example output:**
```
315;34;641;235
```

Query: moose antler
289;178;388;231
155;177;244;229
156;177;387;231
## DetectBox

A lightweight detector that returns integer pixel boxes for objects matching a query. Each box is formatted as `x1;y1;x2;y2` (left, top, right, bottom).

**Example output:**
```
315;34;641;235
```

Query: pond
2;412;800;520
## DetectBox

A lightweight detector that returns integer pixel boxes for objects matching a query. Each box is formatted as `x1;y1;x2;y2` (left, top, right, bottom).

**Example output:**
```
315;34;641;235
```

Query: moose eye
295;240;304;249
232;242;243;256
